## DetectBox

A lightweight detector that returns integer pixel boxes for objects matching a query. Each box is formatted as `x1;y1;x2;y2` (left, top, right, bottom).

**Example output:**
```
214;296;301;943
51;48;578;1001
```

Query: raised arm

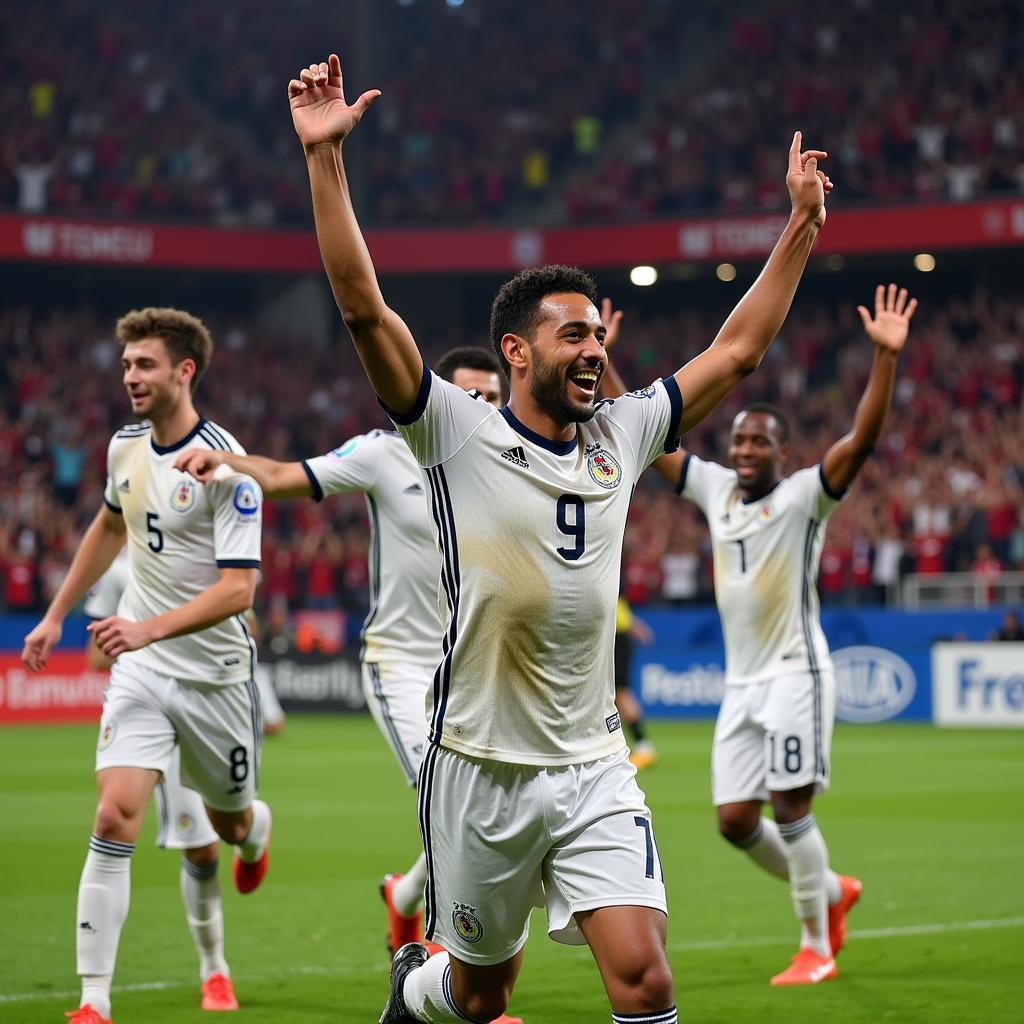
672;132;831;435
821;284;917;496
290;54;423;414
175;448;312;498
22;506;126;671
597;298;688;488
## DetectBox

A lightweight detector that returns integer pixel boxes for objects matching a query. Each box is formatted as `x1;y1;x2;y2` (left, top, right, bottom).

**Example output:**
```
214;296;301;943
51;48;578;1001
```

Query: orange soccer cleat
828;874;863;957
770;947;837;986
65;1006;112;1024
381;873;424;954
201;972;239;1011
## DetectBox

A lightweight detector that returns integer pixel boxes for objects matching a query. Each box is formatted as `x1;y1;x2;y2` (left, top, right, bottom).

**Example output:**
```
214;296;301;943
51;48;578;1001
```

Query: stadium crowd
2;285;1021;615
2;0;1021;227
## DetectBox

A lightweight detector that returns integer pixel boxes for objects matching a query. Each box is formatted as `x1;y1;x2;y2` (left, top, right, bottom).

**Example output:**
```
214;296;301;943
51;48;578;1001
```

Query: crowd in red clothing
2;1;1021;228
2;282;1022;614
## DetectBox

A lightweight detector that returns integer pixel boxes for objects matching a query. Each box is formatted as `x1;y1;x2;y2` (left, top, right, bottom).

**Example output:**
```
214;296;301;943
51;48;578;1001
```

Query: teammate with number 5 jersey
602;285;917;987
21;308;273;1024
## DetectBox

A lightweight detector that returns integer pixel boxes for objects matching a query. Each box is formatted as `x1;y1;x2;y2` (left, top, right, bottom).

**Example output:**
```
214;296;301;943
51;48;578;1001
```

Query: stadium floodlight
629;265;658;287
715;262;737;282
914;253;936;272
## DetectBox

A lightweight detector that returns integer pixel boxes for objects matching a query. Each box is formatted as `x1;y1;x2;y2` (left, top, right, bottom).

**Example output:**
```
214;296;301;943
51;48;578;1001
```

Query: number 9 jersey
386;368;682;767
102;418;262;684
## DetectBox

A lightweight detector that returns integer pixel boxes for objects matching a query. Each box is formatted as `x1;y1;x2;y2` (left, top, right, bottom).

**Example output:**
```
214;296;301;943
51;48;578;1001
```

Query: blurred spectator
991;610;1024;642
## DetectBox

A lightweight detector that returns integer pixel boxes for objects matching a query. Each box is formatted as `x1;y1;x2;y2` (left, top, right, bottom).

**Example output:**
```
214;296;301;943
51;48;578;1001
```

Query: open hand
21;618;62;672
786;131;832;229
857;284;917;353
174;447;226;482
289;53;380;150
88;616;156;659
600;298;624;352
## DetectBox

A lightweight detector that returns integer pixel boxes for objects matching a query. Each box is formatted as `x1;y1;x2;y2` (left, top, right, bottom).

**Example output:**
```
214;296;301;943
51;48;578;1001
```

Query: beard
528;347;597;424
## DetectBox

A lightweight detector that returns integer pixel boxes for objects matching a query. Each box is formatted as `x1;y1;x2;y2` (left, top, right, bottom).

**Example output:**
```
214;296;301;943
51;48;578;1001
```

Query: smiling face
728;410;788;498
121;337;195;421
508;292;608;424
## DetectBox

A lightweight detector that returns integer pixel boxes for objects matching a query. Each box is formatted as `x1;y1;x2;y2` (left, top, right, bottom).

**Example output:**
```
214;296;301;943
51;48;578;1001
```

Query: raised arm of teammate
820;283;917;496
598;298;687;488
669;132;831;436
289;54;423;415
174;449;312;498
21;506;126;670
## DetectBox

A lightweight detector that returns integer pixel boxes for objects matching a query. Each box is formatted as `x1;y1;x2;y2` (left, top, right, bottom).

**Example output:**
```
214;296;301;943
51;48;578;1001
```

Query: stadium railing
901;572;1024;610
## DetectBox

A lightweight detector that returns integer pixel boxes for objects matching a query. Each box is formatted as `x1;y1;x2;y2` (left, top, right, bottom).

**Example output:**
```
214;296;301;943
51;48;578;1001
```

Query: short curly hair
489;265;598;376
116;307;213;393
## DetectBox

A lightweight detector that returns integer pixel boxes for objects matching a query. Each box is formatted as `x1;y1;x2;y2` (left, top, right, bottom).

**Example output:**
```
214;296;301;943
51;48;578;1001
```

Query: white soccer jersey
679;456;844;685
302;430;443;669
102;418;261;684
387;370;683;766
84;547;129;619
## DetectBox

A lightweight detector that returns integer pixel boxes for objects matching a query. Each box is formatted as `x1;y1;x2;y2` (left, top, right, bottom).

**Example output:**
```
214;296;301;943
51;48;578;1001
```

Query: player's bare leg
206;802;272;895
179;841;238;1010
74;766;160;1021
577;906;677;1022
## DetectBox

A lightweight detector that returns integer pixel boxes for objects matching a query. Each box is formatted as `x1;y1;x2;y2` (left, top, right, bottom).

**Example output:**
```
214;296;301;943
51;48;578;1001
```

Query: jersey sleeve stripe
661;375;684;453
378;363;432;425
216;559;261;569
104;497;123;514
198;426;229;452
300;460;325;502
675;453;692;495
201;420;233;451
818;462;847;502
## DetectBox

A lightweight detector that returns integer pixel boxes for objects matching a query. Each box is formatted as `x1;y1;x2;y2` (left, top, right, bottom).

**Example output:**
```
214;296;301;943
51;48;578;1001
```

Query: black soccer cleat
379;941;429;1024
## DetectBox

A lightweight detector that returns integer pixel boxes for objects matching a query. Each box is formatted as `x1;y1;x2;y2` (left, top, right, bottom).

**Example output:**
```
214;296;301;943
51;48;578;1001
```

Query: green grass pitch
2;717;1022;1023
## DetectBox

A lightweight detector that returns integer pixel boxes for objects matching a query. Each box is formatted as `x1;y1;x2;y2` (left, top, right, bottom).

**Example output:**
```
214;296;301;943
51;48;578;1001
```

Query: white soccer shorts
712;668;836;805
419;745;668;965
152;746;219;849
96;660;262;812
361;660;431;786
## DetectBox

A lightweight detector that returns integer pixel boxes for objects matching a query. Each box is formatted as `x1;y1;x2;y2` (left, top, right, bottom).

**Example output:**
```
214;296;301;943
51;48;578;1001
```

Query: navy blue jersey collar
500;407;577;455
151;416;206;455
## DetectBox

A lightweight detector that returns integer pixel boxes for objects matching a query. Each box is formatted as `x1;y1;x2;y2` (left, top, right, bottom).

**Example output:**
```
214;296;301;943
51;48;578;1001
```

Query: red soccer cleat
201;972;239;1011
232;835;270;895
770;947;837;986
828;874;863;957
65;1006;112;1024
381;873;423;954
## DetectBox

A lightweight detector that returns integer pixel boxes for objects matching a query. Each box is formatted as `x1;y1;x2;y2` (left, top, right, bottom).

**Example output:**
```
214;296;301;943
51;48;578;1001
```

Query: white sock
740;817;843;902
403;950;485;1023
736;818;789;880
392;853;428;917
237;799;271;863
77;836;134;1017
180;856;229;981
778;814;831;957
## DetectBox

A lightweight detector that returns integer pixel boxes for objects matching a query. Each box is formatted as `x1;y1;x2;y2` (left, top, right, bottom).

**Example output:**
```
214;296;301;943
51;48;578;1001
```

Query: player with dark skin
602;282;916;909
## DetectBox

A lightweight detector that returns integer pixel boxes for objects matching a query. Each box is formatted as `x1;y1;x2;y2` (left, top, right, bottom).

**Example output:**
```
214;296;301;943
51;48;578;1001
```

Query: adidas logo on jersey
501;446;530;468
404;483;424;495
118;479;131;493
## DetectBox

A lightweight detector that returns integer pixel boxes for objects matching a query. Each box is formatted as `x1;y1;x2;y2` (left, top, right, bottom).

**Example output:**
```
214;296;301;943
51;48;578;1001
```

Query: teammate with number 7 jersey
289;51;831;1024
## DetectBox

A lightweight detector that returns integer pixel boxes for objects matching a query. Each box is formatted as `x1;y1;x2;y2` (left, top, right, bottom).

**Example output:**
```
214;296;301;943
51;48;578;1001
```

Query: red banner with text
0;653;105;725
0;198;1021;274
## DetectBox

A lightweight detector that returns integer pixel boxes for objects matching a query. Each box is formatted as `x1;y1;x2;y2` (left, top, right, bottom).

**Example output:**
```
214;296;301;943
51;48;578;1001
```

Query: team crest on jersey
626;384;657;400
232;481;259;516
586;442;622;489
170;478;197;513
760;505;773;521
177;813;196;836
328;439;359;459
452;902;484;943
98;720;117;751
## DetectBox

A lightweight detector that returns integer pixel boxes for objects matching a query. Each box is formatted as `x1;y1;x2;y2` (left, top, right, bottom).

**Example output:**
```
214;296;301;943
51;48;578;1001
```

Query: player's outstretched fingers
856;305;872;331
328;53;343;87
874;283;885;317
